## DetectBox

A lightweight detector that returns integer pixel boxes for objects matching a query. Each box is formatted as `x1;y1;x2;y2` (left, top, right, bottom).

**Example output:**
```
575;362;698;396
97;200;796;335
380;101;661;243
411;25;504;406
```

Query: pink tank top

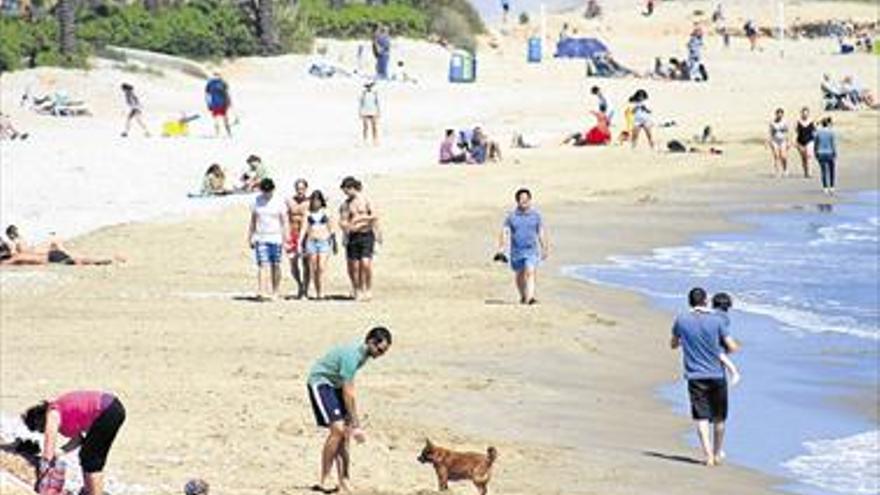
49;391;112;438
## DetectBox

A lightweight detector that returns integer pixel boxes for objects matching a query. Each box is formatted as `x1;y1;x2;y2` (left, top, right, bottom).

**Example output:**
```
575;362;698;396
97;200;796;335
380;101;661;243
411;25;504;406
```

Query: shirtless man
338;177;381;301
285;179;311;298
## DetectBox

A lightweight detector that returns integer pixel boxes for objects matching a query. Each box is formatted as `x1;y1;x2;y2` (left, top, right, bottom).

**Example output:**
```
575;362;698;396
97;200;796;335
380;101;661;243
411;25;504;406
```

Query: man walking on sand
307;326;392;494
670;287;740;466
205;73;232;138
496;188;549;305
339;176;380;301
286;178;310;298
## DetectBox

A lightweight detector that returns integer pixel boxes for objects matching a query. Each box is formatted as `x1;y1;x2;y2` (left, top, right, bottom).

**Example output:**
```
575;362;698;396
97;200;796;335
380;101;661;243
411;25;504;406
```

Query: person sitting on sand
0;112;28;140
439;129;467;164
239;155;269;192
562;111;611;146
201;164;231;195
470;126;502;163
120;83;149;138
1;225;122;266
22;391;126;495
767;108;791;177
303;190;338;300
712;292;742;386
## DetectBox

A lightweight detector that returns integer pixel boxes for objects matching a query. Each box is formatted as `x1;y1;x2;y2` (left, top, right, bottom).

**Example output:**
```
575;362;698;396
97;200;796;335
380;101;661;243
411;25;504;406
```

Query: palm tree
57;0;76;59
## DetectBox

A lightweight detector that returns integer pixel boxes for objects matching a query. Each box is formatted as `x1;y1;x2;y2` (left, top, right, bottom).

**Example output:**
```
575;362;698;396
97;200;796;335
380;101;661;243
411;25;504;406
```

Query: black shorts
308;384;347;427
47;249;74;265
80;397;126;473
687;379;728;423
346;231;375;261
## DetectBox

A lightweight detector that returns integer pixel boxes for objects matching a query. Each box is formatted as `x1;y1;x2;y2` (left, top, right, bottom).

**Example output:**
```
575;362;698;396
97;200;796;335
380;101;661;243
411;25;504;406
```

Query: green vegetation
0;0;485;72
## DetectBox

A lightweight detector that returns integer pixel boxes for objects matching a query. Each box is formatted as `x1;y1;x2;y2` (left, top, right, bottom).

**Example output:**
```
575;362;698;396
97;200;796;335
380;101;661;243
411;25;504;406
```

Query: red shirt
49;391;112;437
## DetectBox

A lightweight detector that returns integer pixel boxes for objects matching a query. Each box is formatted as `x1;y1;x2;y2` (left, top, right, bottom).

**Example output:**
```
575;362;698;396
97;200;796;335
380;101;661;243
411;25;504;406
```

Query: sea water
568;190;879;495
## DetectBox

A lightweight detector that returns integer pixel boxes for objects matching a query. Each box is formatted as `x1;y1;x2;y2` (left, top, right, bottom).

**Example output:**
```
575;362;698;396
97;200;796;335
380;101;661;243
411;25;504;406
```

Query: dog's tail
487;446;498;464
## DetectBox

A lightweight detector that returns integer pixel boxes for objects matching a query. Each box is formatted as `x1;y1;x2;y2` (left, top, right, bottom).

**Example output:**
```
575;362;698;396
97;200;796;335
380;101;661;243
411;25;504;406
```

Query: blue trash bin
449;50;476;83
527;37;542;63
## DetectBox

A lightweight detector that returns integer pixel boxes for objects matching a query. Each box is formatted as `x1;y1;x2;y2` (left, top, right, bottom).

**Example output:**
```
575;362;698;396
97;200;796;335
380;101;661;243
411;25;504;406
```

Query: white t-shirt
251;193;285;243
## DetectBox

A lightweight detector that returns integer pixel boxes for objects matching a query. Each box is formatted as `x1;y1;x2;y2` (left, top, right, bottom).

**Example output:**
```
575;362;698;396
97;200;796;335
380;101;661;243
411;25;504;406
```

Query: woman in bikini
768;108;791;177
303;190;337;300
794;107;816;178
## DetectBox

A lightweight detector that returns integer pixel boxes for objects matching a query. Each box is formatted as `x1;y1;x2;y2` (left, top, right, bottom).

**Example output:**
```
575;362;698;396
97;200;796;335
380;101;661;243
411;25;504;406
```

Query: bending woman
22;391;126;495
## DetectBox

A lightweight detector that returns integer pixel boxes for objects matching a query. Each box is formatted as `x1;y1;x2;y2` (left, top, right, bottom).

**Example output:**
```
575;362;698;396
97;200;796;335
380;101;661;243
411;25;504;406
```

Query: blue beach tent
555;38;609;59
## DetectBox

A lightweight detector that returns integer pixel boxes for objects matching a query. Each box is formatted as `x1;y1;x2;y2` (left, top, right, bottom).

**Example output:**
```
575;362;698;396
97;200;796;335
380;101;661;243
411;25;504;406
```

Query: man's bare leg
257;265;269;299
360;259;373;300
696;420;715;466
515;270;527;303
335;434;351;492
712;421;726;464
320;422;347;491
347;259;360;299
270;263;282;298
370;118;379;145
524;267;536;302
223;116;232;137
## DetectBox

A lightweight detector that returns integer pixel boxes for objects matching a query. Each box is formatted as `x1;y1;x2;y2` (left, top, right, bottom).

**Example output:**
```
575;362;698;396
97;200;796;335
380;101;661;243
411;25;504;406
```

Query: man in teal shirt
307;326;392;494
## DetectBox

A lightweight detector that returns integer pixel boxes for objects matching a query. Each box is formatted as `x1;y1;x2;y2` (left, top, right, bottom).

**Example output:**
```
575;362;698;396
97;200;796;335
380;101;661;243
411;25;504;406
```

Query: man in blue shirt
671;287;740;466
307;326;392;493
496;188;549;304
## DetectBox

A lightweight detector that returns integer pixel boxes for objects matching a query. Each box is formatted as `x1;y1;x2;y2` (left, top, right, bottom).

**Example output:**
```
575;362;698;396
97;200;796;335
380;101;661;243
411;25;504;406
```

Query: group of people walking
247;175;380;301
768;107;839;194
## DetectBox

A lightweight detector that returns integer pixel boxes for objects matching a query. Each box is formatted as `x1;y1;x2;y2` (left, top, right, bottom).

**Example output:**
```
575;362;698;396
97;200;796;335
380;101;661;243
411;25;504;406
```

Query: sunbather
439;129;467;164
0;112;28;140
1;225;122;266
202;164;232;195
562;112;611;146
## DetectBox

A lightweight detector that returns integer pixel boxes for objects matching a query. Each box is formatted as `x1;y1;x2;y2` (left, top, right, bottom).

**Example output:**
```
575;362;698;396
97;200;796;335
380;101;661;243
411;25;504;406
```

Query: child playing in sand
713;292;741;385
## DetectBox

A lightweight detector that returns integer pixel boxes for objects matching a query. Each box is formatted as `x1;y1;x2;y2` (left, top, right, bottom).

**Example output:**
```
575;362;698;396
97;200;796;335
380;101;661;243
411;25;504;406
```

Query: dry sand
1;1;878;494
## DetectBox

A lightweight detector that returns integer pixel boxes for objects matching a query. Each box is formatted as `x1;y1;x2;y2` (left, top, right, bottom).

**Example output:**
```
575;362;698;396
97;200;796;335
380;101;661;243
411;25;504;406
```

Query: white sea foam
737;300;880;341
811;217;880;247
784;430;880;495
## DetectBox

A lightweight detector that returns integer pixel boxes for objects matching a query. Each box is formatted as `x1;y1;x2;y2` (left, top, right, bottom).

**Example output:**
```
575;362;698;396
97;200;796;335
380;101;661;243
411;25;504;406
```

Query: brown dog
417;439;497;494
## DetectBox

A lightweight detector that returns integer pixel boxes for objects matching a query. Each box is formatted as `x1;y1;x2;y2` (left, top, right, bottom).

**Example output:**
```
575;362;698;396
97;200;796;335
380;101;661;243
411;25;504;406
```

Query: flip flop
309;485;339;494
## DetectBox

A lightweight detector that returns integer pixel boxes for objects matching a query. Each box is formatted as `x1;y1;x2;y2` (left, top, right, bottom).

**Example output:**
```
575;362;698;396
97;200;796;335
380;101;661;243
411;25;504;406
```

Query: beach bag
36;459;66;495
667;140;687;153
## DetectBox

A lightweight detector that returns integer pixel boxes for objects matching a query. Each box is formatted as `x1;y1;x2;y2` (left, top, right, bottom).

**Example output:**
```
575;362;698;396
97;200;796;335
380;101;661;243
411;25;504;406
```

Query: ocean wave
736;300;879;341
783;430;880;495
810;217;880;247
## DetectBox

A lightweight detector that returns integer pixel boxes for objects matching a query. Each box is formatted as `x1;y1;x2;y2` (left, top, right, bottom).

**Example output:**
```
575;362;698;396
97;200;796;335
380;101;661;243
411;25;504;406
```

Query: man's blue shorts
510;252;540;272
254;242;282;265
308;383;347;427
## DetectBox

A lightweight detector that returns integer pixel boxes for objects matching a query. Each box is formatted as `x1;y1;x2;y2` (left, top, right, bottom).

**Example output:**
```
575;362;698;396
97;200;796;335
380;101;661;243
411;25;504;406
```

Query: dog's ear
425;438;433;447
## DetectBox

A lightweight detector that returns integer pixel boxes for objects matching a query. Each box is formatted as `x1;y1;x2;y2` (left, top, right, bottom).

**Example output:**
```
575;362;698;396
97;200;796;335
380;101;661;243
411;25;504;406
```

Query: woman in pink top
22;391;126;495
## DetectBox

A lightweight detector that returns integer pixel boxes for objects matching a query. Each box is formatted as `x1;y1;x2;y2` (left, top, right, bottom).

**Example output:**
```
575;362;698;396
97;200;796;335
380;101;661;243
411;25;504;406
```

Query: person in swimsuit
22;391;126;495
303;190;338;300
630;89;655;150
1;225;120;266
285;178;310;299
338;176;381;301
768;108;790;177
358;81;380;145
794;107;816;178
120;83;149;138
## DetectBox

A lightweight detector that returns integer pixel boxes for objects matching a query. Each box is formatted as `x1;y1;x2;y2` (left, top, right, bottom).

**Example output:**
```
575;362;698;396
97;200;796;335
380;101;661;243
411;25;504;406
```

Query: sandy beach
1;1;878;494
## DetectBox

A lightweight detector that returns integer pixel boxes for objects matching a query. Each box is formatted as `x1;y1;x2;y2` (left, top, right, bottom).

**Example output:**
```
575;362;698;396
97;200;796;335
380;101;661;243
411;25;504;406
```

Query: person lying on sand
0;225;123;266
562;112;611;146
0;112;28;140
